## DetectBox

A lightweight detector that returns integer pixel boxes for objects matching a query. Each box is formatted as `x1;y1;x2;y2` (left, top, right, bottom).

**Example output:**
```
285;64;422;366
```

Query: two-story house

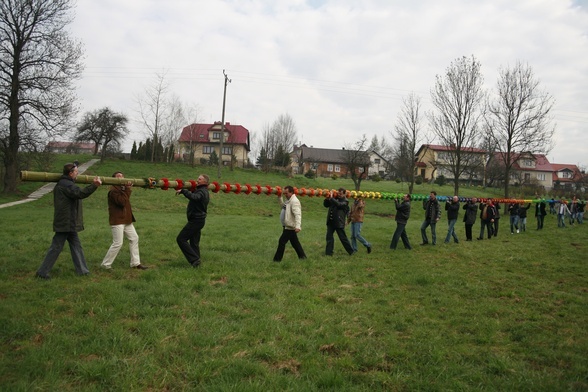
551;163;583;190
491;152;554;189
177;122;250;167
415;144;486;183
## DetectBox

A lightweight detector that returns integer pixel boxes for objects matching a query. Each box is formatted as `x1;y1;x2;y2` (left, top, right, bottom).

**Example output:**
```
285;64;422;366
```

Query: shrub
331;174;338;180
415;175;423;185
304;170;315;179
435;175;447;186
371;173;382;182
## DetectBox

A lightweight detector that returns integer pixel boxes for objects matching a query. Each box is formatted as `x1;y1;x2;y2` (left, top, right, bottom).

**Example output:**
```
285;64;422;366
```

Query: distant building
177;122;251;167
46;141;97;155
415;144;486;184
551;163;583;190
290;145;390;178
491;151;554;189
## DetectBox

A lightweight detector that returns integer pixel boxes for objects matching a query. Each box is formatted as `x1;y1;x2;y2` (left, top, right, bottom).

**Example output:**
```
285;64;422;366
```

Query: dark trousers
390;222;411;249
479;220;493;239
537;215;545;229
177;219;205;265
465;224;473;240
493;219;499;237
325;225;354;255
273;228;306;261
37;232;89;276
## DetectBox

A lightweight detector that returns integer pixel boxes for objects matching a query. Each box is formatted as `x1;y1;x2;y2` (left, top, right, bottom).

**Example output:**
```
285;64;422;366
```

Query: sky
69;0;588;167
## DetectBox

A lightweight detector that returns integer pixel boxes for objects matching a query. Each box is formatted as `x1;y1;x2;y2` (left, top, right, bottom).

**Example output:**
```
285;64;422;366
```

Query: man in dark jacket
535;199;547;229
508;202;520;234
36;163;102;279
176;174;210;267
101;171;147;270
462;197;478;241
390;194;412;250
420;191;441;245
518;202;532;232
444;195;460;244
323;187;354;256
477;199;496;240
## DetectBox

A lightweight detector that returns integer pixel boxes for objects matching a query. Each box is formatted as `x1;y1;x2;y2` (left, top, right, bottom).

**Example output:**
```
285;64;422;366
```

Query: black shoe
367;246;372;254
134;264;148;270
477;237;483;240
191;261;200;268
273;259;281;262
420;242;428;246
36;273;50;280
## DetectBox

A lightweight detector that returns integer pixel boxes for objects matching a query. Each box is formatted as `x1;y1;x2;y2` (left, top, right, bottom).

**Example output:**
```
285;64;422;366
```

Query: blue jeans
444;219;458;243
557;214;566;227
350;222;370;252
420;220;437;244
578;212;584;224
509;215;519;233
37;232;90;277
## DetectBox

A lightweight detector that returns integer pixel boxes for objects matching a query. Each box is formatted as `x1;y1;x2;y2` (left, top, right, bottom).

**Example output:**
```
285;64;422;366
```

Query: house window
212;132;221;140
524;173;530;182
524;159;534;167
537;173;546;181
374;159;380;164
222;147;232;155
334;165;341;173
561;171;571;178
199;134;204;139
359;167;365;173
327;164;333;172
203;146;214;154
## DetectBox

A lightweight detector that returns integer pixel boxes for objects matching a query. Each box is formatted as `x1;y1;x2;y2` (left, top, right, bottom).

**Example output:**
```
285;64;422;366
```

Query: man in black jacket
462;197;478;241
420;191;441;245
444;195;460;244
390;194;412;250
36;163;102;279
176;174;210;267
323;188;354;256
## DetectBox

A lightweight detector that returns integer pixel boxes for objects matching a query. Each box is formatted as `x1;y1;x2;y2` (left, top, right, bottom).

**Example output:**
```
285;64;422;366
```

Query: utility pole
218;69;231;178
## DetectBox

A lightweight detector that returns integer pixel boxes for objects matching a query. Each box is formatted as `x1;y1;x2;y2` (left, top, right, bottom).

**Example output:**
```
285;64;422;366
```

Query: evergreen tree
131;141;137;160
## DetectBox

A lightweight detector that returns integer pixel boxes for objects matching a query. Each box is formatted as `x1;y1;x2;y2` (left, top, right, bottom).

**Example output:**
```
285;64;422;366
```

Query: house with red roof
491;152;554;189
551;163;583;190
177;122;251;167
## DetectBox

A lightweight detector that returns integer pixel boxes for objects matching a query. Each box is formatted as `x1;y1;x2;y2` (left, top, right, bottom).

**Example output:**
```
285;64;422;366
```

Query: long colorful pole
19;171;563;204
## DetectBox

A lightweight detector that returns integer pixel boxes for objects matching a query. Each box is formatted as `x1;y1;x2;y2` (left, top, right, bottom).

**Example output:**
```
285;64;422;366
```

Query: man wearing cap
323;188;354;256
36;163;102;279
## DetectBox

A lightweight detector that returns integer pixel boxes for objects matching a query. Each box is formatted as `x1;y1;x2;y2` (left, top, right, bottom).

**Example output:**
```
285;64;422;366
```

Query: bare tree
392;93;426;194
136;71;169;162
428;55;486;195
255;113;298;172
486;61;555;198
0;0;83;193
341;135;371;191
160;94;187;163
75;107;128;163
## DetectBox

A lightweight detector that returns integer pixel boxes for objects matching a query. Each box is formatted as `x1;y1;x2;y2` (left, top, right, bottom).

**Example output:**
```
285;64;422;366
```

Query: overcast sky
70;0;588;167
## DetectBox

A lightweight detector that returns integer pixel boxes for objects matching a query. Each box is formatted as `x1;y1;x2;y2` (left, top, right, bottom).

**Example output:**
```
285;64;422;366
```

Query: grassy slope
0;158;586;391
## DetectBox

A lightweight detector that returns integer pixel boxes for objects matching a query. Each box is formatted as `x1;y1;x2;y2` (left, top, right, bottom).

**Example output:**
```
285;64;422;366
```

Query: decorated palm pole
19;170;557;204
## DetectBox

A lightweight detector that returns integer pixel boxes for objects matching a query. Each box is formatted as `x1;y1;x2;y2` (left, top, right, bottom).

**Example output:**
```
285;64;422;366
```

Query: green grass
1;158;586;391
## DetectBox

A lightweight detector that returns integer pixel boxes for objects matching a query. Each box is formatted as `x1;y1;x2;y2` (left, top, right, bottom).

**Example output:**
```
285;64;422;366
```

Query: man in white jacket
273;185;307;262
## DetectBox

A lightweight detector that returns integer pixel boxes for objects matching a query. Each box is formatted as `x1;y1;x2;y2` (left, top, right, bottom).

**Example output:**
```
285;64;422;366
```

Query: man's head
430;191;437;200
404;194;411;201
471;197;477;204
63;163;78;179
338;188;347;198
452;195;458;203
112;171;124;179
283;185;295;199
197;174;210;186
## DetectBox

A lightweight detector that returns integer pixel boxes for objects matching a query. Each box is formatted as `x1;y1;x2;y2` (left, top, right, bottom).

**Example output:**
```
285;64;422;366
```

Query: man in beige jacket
273;185;307;262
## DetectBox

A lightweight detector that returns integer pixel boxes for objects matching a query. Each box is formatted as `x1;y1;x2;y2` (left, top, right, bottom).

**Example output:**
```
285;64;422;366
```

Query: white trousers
101;224;141;267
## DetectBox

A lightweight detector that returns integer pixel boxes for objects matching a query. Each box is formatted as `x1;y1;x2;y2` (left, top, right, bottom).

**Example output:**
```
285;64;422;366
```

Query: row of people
35;164;584;278
36;164;211;279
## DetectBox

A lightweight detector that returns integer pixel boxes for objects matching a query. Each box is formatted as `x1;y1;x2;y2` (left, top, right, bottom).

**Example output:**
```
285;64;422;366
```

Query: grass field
1;157;586;391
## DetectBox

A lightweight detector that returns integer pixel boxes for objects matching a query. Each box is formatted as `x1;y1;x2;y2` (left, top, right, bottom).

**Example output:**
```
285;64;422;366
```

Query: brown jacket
348;198;365;223
107;185;135;225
